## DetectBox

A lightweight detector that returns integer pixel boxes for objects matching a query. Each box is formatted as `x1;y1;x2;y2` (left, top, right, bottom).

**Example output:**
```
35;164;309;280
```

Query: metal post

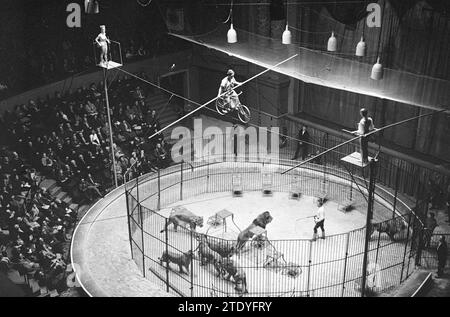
322;133;328;190
415;183;427;267
405;215;416;278
374;230;382;270
136;175;139;206
180;162;183;201
361;158;377;297
124;190;134;258
306;240;313;297
341;232;350;297
392;164;401;219
400;214;412;283
190;229;194;297
165;218;170;293
103;68;118;188
206;160;210;193
157;168;161;211
415;226;424;267
139;204;146;277
349;181;353;202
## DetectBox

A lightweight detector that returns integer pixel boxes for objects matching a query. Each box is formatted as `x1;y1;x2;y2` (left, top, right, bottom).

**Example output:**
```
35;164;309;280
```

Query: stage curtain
297;0;450;162
323;0;368;29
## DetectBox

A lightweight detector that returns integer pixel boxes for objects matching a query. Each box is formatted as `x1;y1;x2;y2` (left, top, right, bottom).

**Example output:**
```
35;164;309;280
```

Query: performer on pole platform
95;25;110;66
351;108;376;164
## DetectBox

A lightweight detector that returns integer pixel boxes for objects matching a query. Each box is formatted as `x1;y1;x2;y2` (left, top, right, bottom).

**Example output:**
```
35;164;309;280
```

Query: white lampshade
371;57;383;80
282;25;292;44
355;36;366;57
327;32;337;52
227;23;237;43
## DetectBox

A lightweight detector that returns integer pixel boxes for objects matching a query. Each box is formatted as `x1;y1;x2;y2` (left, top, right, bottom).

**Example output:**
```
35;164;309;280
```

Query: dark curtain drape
323;0;369;29
270;0;285;20
299;0;450;162
389;0;418;19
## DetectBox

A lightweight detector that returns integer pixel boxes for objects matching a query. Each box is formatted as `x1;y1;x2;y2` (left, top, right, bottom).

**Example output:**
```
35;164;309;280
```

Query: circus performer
95;25;110;65
217;69;243;112
351;108;376;164
311;200;325;241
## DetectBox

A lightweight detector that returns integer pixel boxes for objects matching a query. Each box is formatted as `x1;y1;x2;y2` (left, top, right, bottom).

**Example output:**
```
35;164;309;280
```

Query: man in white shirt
218;69;242;112
312;200;326;241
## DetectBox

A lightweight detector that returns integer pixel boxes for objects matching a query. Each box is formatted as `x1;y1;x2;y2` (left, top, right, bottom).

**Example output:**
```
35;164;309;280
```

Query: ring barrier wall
125;140;427;297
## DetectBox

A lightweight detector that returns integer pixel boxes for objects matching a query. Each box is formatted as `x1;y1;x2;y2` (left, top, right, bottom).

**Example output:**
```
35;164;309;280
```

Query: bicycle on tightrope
215;91;251;124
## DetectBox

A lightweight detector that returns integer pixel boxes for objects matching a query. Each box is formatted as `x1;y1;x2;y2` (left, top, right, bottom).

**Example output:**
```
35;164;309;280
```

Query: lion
205;237;236;258
369;216;409;242
158;249;194;274
196;235;222;267
236;211;273;251
160;207;203;233
219;258;248;294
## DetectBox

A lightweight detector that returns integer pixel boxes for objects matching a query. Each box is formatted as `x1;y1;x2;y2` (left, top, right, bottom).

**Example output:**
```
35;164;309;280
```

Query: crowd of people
0;7;187;101
0;70;174;295
0;33;176;101
0;157;76;294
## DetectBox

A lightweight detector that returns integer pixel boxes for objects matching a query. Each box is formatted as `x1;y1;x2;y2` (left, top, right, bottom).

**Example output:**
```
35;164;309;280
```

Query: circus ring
71;155;425;297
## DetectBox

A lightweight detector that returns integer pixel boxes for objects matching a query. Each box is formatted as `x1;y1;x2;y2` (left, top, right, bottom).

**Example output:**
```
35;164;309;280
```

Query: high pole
361;158;377;297
103;68;118;188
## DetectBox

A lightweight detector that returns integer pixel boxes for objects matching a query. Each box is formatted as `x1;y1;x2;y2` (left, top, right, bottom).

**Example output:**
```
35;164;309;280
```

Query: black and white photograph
0;0;449;301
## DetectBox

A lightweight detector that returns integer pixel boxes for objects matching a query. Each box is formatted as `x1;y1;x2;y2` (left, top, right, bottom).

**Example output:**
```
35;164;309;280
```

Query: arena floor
72;179;412;297
155;191;367;240
139;191;369;297
71;191;171;297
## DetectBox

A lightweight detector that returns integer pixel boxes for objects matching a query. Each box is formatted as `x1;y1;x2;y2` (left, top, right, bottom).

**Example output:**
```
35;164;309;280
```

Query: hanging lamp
356;36;366;57
282;25;292;44
227;23;237;43
282;0;291;44
370;1;385;80
227;0;237;43
371;57;383;80
327;32;337;52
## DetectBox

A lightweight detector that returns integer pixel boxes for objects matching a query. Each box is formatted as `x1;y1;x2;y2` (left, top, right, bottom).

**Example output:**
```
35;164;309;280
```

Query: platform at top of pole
98;61;122;70
341;152;372;168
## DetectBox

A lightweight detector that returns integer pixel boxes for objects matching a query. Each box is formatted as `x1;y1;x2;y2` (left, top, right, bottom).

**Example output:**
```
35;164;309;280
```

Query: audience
0;152;78;295
0;70;173;296
0;19;187;100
